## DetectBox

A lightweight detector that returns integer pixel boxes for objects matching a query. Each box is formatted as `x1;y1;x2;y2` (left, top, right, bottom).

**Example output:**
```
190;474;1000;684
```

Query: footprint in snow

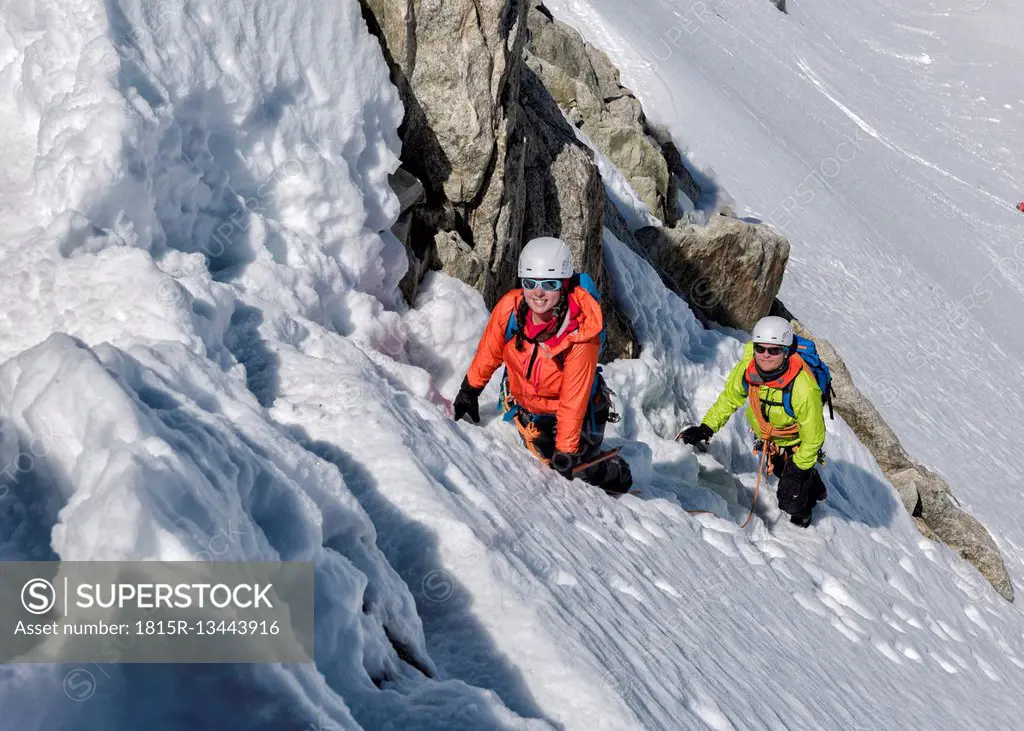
892;603;924;629
768;558;799;582
554;570;578;587
830;616;861;643
929;651;959;674
735;541;767;567
883;614;907;634
820;576;875;621
610;575;645;603
963;606;991;636
975;654;1002;682
946;650;970;671
816;590;868;638
575;523;608;545
895;642;922;662
640;517;668;539
699;526;740;558
898;555;917;577
686;688;735;731
873;640;904;665
885;572;921;606
754;538;788;560
653;579;681;598
794;592;828;618
624;521;652;546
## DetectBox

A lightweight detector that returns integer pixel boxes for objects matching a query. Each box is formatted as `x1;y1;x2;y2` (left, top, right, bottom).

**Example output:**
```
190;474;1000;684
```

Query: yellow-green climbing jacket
700;341;826;470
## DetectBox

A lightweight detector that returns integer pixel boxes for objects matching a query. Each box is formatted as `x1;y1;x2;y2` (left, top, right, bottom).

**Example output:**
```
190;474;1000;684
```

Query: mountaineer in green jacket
677;316;828;527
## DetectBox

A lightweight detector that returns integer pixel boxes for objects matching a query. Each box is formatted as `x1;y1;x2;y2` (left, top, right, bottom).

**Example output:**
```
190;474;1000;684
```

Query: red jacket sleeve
466;294;517;390
554;336;600;453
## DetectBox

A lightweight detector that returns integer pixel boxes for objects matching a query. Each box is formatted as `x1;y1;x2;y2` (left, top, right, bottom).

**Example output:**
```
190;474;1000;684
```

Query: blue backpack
787;336;835;419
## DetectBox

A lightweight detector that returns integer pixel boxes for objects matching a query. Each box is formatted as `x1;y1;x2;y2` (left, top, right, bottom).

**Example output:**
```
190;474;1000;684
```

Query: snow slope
1;0;1023;729
542;0;1024;582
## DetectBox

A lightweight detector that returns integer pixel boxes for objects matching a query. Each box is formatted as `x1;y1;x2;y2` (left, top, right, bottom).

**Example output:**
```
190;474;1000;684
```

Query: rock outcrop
635;213;790;331
361;0;528;308
524;4;698;225
361;0;638;360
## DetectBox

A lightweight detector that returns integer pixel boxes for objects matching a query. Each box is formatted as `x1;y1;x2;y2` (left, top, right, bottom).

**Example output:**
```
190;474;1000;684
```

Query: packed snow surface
0;0;1022;729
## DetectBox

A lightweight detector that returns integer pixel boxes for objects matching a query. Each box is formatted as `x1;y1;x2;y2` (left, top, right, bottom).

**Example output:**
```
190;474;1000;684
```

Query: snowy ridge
1;0;1023;729
0;0;511;727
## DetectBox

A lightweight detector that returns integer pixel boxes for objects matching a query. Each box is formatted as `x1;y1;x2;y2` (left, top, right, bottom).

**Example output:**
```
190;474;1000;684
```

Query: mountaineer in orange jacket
452;237;633;494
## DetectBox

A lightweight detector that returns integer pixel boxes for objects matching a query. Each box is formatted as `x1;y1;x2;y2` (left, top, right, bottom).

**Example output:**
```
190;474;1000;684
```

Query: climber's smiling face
753;342;787;371
522;278;563;317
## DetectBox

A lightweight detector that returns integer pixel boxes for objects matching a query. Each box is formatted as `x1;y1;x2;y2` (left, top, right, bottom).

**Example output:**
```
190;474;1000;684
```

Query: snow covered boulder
636;213;790;331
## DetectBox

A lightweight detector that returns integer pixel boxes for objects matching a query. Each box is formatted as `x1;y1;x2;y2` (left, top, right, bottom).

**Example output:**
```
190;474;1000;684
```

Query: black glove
551;450;579;480
453;377;482;423
676;424;713;445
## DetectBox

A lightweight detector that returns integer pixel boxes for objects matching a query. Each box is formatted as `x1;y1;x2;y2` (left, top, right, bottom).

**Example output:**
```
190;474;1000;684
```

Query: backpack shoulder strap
573;273;606;356
504;295;526;343
504;311;518;343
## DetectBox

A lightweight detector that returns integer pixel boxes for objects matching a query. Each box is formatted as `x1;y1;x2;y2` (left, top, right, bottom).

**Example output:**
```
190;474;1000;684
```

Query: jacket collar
745;354;801;389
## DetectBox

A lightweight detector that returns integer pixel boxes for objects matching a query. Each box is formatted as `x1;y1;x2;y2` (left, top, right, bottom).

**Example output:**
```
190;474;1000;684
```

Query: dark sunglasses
754;344;786;356
522;278;563;291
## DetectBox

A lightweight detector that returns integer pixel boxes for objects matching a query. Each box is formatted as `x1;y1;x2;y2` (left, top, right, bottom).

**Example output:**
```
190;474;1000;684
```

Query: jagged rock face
361;0;526;205
362;0;529;306
519;66;635;361
519;67;604;283
635;214;790;331
525;4;676;225
362;0;638;359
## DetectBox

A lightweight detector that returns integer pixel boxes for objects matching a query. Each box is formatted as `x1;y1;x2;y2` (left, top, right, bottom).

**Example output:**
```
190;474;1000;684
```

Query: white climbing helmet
518;237;574;279
752;316;794;347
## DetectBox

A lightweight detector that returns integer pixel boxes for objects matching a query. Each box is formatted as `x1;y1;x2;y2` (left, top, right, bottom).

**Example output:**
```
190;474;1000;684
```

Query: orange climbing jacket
465;284;603;454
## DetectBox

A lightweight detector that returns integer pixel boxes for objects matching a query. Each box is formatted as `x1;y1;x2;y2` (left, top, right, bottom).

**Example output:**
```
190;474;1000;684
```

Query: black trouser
771;447;827;525
515;377;632;493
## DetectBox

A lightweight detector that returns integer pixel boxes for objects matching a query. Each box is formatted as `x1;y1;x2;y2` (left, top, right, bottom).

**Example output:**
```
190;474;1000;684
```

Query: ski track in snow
794;58;1009;209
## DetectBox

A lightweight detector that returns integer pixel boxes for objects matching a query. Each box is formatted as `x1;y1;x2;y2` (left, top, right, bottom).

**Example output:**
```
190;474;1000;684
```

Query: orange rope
514;415;620;477
514;416;552;466
742;440;771;528
742;377;810;528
